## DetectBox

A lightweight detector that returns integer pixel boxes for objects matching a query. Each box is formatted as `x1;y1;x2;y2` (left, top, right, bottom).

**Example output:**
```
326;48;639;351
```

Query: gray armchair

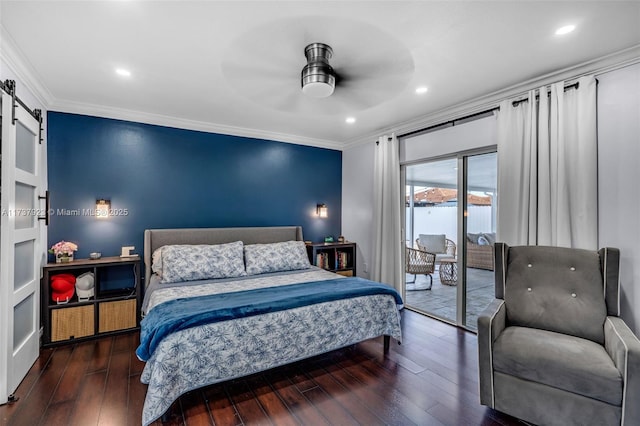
478;243;640;426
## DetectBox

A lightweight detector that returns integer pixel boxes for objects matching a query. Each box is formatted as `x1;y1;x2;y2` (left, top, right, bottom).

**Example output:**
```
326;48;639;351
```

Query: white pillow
478;235;491;246
151;247;164;276
160;241;246;284
244;241;311;275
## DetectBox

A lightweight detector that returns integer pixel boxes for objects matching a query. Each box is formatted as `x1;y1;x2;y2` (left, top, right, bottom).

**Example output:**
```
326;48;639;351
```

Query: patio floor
404;267;495;330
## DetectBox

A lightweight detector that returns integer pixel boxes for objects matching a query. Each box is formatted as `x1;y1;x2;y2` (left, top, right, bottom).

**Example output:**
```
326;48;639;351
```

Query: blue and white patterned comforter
139;268;403;426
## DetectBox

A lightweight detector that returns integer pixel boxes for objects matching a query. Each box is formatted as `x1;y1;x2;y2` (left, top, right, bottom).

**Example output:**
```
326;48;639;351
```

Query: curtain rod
397;107;499;140
378;79;589;143
511;81;580;107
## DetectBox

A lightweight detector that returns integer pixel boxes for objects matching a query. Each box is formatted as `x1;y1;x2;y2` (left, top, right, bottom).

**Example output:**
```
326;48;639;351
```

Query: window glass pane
16;120;36;174
404;158;458;323
464;152;497;330
14;240;34;291
14;294;34;350
15;182;35;229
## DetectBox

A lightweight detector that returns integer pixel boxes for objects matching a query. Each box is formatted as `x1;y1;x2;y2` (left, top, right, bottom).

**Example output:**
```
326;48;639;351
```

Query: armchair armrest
605;316;640;426
477;299;506;408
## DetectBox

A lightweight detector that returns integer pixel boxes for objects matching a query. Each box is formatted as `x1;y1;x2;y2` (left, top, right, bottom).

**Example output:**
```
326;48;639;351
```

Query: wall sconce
96;199;110;219
316;203;328;218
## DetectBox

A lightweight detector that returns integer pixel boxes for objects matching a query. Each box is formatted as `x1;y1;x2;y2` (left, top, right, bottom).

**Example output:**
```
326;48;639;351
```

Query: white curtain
497;75;597;249
372;134;403;293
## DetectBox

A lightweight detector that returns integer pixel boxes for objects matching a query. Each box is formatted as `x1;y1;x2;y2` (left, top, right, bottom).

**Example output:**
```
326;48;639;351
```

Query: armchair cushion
494;326;622;406
504;246;607;344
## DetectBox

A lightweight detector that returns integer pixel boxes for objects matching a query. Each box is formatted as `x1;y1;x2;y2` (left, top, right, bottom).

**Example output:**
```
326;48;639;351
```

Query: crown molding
0;25;53;107
50;98;345;151
4;19;637;153
342;44;640;150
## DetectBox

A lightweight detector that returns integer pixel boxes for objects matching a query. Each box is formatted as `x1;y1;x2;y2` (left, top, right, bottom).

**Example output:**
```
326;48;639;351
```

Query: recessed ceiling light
415;86;428;94
555;25;575;35
345;117;356;124
115;68;131;77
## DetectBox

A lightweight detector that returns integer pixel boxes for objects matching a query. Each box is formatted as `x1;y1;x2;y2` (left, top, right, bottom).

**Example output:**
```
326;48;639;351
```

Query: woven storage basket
98;299;136;333
51;305;94;342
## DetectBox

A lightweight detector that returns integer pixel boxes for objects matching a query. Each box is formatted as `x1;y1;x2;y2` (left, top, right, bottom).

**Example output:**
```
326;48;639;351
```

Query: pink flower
48;240;78;256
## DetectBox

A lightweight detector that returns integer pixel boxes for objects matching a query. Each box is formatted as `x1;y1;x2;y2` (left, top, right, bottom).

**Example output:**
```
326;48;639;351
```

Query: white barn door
1;86;43;403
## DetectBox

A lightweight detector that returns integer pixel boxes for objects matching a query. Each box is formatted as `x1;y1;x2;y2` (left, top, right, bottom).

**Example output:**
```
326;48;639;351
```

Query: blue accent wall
47;112;341;265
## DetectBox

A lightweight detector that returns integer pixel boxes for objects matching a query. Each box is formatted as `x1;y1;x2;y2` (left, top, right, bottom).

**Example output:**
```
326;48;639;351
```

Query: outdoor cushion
493;326;622;406
418;234;446;253
478;235;491;245
482;232;496;245
467;232;482;244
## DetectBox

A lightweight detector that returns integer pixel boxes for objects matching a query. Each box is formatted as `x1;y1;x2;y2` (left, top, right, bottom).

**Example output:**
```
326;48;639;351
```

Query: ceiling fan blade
220;15;415;115
222;61;296;82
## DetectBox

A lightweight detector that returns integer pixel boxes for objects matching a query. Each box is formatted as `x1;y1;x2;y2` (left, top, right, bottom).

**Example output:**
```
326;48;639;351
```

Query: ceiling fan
220;17;415;115
301;42;336;98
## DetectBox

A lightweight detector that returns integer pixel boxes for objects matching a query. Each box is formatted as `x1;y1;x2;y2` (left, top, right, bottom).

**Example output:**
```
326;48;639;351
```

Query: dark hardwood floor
1;310;523;426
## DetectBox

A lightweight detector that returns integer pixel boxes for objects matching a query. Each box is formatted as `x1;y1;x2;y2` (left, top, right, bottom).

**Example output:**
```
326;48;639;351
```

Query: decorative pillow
482;232;496;245
244;240;311;275
418;234;446;254
151;247;164;276
478;235;491;245
160;241;246;284
467;233;482;244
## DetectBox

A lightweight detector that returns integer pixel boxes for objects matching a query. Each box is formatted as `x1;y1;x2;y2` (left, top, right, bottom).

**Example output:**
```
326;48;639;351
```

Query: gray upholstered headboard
143;226;304;286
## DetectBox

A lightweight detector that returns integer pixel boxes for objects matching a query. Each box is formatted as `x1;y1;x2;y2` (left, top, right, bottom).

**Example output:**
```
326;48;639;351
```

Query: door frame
401;146;496;330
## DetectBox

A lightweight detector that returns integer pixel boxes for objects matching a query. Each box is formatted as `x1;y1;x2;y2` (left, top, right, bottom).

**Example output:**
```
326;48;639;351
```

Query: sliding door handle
37;190;49;226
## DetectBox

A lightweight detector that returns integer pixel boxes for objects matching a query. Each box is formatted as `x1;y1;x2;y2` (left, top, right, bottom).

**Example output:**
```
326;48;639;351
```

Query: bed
137;226;403;425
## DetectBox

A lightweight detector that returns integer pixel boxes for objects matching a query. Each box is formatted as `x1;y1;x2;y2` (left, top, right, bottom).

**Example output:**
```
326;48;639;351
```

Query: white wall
597;62;640;333
342;142;375;278
400;114;497;162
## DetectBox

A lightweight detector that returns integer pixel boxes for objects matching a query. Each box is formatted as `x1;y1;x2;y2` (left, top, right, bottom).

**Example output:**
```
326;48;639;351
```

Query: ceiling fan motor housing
301;43;336;98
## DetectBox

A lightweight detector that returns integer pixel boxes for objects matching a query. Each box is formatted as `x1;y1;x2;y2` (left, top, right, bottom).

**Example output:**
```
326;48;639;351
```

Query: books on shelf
336;251;348;270
316;252;329;269
316;251;349;270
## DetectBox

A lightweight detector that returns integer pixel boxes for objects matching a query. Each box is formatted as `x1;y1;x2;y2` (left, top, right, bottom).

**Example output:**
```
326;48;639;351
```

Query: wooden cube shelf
306;242;356;277
41;256;141;347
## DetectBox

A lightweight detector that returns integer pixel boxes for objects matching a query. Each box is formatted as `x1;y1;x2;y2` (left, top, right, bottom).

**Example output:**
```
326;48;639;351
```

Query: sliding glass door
404;158;459;323
403;150;496;330
463;152;497;329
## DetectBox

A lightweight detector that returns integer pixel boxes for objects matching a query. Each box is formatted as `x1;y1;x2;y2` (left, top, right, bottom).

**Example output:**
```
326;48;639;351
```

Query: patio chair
405;246;436;290
416;234;456;264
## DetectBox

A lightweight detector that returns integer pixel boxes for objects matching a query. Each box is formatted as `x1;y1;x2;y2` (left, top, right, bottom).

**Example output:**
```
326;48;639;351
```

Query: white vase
56;253;74;263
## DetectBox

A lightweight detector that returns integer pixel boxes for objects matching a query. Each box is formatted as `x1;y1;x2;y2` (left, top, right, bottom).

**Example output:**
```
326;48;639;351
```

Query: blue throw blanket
136;277;402;361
